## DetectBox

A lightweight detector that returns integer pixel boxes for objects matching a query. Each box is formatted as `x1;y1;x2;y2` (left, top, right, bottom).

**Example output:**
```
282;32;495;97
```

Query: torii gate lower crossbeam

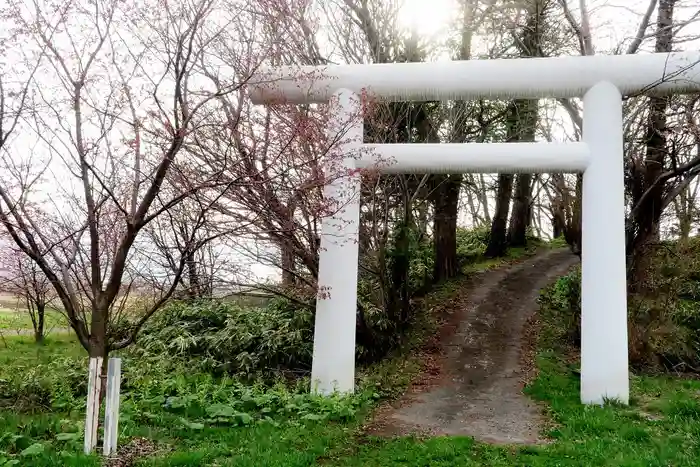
310;84;627;405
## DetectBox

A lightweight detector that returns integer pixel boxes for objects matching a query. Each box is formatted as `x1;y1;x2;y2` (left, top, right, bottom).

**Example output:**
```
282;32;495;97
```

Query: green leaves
179;418;205;431
136;298;315;379
19;443;44;457
205;403;237;419
55;432;81;442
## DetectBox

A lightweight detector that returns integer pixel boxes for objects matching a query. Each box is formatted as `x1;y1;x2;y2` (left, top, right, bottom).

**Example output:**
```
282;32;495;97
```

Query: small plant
456;226;491;261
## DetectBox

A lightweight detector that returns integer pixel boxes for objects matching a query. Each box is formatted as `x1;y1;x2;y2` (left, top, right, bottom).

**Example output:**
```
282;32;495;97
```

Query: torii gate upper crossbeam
249;52;700;104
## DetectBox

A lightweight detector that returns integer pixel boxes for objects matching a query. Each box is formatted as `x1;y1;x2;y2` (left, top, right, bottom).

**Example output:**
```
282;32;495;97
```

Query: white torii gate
250;52;700;405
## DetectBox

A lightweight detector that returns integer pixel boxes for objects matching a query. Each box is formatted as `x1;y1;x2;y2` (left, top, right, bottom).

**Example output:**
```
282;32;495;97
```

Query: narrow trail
369;248;579;444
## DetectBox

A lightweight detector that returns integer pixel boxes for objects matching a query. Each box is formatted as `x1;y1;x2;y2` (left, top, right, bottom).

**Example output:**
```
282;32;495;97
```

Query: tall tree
0;242;56;343
432;0;479;281
627;0;677;287
507;0;549;247
485;100;518;257
0;0;269;363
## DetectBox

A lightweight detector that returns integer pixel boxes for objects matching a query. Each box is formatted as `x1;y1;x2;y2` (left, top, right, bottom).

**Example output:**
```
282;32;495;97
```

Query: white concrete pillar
311;88;362;394
581;81;629;405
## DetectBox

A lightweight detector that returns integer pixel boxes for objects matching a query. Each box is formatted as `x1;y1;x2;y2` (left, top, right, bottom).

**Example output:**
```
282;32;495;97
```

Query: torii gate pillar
581;82;629;404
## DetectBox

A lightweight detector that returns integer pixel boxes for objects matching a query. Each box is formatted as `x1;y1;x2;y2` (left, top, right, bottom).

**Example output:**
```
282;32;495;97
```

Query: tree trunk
464;175;480;226
87;305;110;405
507;97;538;247
485;173;514;257
549;177;567;239
430;0;474;276
478;174;491;223
629;0;675;289
280;241;296;287
388;216;411;326
89;305;109;361
505;0;543;247
508;173;533;247
552;214;563;238
433;174;462;282
673;186;693;239
486;98;523;257
186;253;201;298
34;301;45;345
280;203;297;287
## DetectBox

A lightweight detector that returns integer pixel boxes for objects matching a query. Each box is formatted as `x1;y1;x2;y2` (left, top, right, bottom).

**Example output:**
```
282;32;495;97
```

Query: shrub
0;356;86;413
541;237;700;372
383;221;434;294
627;238;700;370
456;226;490;261
137;297;314;379
407;229;434;293
140;225;510;379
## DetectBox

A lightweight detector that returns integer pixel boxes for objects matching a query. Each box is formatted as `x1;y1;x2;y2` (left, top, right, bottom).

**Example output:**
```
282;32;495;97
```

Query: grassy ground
461;245;534;274
320;286;700;466
0;294;68;332
0;308;67;332
1;246;699;466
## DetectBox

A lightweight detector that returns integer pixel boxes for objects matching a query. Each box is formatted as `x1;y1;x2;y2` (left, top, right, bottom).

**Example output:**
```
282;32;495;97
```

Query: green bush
626;238;700;370
137;297;314;379
456;225;542;263
0;352;370;442
541;267;581;347
406;227;434;293
0;357;86;413
541;237;700;372
138;225;513;380
456;226;490;261
383;221;434;294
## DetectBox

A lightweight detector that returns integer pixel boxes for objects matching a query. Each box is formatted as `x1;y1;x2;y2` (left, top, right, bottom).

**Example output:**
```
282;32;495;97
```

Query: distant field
0;307;68;331
0;293;19;310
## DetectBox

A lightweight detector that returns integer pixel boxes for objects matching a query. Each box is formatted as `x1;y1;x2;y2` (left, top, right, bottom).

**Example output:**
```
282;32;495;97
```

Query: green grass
1;248;699;466
461;245;535;274
318;284;700;467
0;308;68;332
0;334;84;364
323;364;700;467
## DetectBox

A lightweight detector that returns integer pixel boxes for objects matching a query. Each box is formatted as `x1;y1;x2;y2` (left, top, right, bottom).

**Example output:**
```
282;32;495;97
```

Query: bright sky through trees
398;0;457;40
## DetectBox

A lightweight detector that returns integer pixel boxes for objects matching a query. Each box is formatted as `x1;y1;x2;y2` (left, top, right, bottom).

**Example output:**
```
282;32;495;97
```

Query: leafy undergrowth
461;244;535;274
136;297;315;380
0;248;532;466
0;335;380;466
457;226;544;275
544;237;700;371
5;242;699;466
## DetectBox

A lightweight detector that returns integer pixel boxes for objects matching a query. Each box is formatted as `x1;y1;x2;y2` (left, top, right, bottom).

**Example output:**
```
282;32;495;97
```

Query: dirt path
369;248;579;444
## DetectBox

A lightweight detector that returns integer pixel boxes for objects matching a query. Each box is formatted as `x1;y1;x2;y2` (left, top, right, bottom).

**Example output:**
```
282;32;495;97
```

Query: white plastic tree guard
84;357;103;454
103;357;122;456
83;357;123;455
249;52;700;405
